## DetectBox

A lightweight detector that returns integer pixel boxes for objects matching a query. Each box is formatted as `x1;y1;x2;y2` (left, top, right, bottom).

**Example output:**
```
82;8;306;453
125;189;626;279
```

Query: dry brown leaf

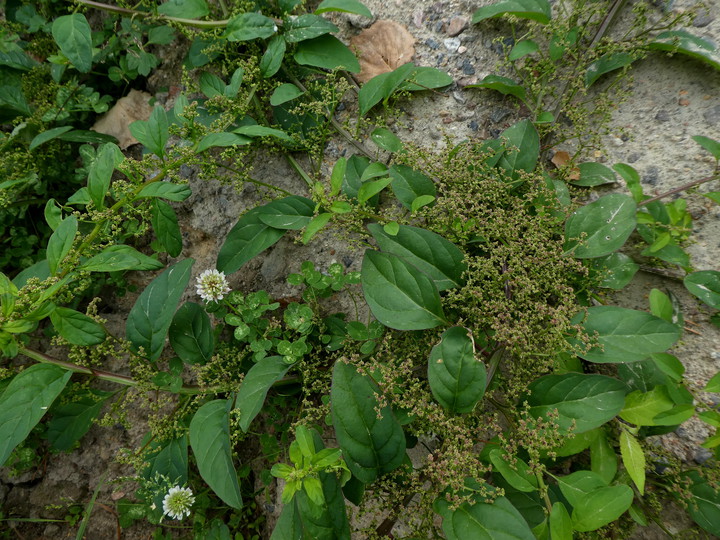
91;89;153;149
551;150;580;180
350;20;416;84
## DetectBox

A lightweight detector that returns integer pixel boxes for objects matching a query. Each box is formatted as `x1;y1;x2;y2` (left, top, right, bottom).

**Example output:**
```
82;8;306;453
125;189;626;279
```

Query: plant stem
285;153;314;188
74;0;230;28
637;173;719;207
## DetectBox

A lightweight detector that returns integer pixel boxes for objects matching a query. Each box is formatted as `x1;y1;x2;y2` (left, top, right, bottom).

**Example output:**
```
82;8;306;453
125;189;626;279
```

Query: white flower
162;485;195;520
196;269;231;302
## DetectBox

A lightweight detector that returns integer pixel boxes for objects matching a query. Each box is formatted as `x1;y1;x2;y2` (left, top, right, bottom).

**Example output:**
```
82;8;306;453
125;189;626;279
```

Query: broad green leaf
428;327;485;413
29;126;73;150
489;449;537;492
651;353;685;382
649;288;673;322
358;63;415;116
684;470;720;535
434;494;535;540
617;359;667;394
256;196;315;230
370;128;403;153
564;194;637;258
557;471;607;507
158;0;209;18
80;245;164;272
292;471;351;539
361;250;446;330
88;143;123;210
0;364;72;466
590;432;617;484
388;164;436;210
260;35;287;78
585;52;636;87
399;66;453;91
572;485;633;532
189;400;243;509
129;106;169;158
591;253;638;290
145;435;189;485
270;83;304;106
315;0;372;17
509;39;539;61
137;182;192;202
367;224;465;290
235;356;292;432
51;14;93;73
294;35;360;72
197;132;252;152
234;124;293;142
283;14;338;43
199;72;226;98
526;373;628;433
47;389;112;451
705;371;720;393
467;75;528;103
126;259;194;361
684;271;720;309
619;386;675;426
50;307;105;346
411;195;435;212
692;135;720;160
302;213;332;244
648;30;720;71
549;503;572;540
47;216;77;275
472;0;550;24
498;119;540;175
614;163;644;203
151;199;183;257
169;302;214;365
331;361;406;483
573;162;616;187
620;430;645;494
217;208;285;274
579;306;681;363
357;177;392;203
225;13;277;42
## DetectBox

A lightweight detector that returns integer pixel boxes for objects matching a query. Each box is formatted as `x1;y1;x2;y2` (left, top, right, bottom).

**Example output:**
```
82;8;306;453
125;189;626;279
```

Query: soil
2;0;720;538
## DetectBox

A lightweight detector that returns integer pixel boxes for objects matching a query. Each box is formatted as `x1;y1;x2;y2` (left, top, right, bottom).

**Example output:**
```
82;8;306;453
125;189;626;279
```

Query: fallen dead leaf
350;20;416;84
91;89;153;149
551;150;580;180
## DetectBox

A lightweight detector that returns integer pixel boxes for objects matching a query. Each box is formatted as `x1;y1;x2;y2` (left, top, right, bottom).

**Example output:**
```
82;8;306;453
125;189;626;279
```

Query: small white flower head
162;485;195;520
196;269;231;302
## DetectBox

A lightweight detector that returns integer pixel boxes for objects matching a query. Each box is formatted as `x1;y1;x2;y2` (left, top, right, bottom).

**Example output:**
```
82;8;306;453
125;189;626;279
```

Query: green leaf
256;196;316;230
51;14;93;73
573;162;616;187
388;164;436;210
88;143;123;210
283;14;338;43
619;386;675;426
197;132;252;152
199;72;226;98
58;130;118;145
47;216;77;275
591;253;638;290
428;327;485;413
224;13;277;42
129;106;169;158
434;494;535;540
651;352;685;382
29;126;73;151
649;289;673;322
169;302;214;365
579;306;681;363
370;128;403;153
302;213;332;244
399;66;453;91
126;259;194;361
79;245;164;272
361;250;446;330
236;356;292;432
549;503;572;540
189;400;243;509
47;389;112;451
557;471;607;507
331;361;406;483
572;485;633;532
217;208;285;274
0;364;72;466
411;195;436;212
684;271;720;309
526;373;628;433
358;63;415;116
705;371;720;393
509;39;539;61
137;182;192;202
619;431;646;494
158;0;209;18
684;470;720;535
294;35;360;72
585;52;636;87
498;119;540;175
490;450;537;492
590;432;617;484
233;125;293;142
357;177;392;203
270;83;304;106
472;0;551;24
367;224;465;290
260;35;287;78
564;194;637;258
50;307;105;346
467;75;528;103
692;135;720;160
151;199;183;257
145;435;189;485
315;0;372;17
648;30;720;71
614;163;644;203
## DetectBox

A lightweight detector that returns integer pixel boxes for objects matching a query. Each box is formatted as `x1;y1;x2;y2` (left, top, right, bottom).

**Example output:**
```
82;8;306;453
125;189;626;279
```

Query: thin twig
637;173;719;207
74;0;230;28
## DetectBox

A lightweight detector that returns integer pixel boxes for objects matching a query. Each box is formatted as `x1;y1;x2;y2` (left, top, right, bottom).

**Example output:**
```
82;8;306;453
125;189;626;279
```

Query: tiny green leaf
472;0;551;24
270;83;304;106
585;52;636;87
47;216;78;275
467;75;528;103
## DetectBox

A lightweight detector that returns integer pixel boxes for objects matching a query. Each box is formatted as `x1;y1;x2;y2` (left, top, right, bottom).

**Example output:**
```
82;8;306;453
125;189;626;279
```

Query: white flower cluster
162;485;195;520
196;269;231;302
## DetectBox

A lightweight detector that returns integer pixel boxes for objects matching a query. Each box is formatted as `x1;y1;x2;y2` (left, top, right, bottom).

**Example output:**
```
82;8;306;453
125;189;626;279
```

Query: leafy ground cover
1;0;720;538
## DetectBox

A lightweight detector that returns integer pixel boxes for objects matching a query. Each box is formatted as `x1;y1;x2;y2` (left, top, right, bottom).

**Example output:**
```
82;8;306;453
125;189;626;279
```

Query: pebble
695;448;713;464
678;98;690;106
469;120;479;131
490;108;511;123
460;58;475;75
693;12;715;27
458;45;467;54
412;10;424;27
643;166;659;185
426;38;440;50
443;37;461;52
654;109;670;122
446;16;468;37
703;105;720;124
